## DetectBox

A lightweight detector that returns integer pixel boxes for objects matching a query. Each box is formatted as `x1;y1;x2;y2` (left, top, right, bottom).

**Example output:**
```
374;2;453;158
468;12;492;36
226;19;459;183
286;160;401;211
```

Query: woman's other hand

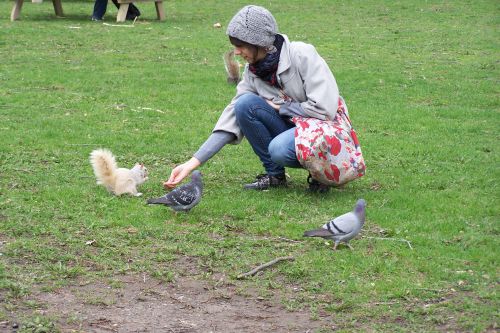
266;99;281;111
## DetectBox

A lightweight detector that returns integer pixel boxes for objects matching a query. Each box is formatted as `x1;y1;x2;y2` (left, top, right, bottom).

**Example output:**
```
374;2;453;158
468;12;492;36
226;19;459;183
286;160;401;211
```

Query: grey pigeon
303;199;366;250
147;170;203;212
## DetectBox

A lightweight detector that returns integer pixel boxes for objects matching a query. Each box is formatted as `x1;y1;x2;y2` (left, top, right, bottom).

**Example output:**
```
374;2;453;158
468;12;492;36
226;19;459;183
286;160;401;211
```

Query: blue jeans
92;0;107;19
92;0;140;20
234;93;302;176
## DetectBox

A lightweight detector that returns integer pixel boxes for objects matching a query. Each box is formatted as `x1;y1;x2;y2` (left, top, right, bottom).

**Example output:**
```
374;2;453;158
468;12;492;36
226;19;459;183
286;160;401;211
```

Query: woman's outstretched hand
163;157;201;189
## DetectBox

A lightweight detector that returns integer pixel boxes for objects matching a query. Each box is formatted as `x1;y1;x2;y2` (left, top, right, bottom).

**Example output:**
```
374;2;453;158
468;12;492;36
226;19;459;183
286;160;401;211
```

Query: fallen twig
131;107;166;114
137;107;166;114
364;236;413;250
237;256;295;279
103;22;135;28
373;300;400;306
379;199;388;208
277;237;302;243
241;236;301;244
12;168;30;173
415;287;446;293
89;323;117;332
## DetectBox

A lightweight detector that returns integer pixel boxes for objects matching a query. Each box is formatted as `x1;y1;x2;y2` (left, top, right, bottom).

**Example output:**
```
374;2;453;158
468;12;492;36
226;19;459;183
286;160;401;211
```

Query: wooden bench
10;0;165;22
11;0;63;21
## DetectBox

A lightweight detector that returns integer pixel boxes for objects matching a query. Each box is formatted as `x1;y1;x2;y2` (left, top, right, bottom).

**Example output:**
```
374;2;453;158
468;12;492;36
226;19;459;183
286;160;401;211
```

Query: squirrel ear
140;163;144;168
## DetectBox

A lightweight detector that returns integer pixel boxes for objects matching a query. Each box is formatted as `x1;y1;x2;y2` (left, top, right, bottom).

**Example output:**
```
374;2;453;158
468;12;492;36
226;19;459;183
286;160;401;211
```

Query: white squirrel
223;49;241;84
89;149;148;197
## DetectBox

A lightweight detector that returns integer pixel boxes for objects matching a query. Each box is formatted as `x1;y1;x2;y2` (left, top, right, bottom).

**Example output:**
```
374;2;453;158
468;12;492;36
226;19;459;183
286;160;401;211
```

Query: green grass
1;0;499;331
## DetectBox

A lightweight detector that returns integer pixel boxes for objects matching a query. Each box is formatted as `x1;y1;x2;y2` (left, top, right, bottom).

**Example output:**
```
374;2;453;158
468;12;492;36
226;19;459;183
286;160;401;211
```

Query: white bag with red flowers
292;98;366;186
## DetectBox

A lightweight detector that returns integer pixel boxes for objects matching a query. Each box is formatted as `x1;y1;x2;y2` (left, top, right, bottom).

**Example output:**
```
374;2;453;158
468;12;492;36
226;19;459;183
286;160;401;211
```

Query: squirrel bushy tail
223;50;240;84
90;149;117;187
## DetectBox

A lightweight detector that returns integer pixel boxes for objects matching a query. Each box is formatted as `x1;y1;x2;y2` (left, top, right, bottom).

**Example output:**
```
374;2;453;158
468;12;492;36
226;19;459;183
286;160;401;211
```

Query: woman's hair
229;36;256;48
229;36;261;61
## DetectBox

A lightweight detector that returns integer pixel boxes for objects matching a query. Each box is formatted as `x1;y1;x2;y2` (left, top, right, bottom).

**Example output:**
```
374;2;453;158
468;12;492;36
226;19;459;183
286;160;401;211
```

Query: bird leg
332;242;354;251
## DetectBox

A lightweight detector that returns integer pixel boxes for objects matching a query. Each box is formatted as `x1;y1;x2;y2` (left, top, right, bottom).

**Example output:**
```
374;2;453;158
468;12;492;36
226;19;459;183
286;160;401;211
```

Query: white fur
89;149;148;196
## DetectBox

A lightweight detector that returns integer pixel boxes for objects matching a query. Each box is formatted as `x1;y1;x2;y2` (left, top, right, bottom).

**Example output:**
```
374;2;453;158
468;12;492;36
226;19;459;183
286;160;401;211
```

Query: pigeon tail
303;229;334;238
147;197;172;205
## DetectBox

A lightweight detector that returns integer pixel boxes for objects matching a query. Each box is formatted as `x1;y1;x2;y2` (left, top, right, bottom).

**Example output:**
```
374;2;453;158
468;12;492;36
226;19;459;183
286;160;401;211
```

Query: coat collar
246;34;291;78
276;34;291;75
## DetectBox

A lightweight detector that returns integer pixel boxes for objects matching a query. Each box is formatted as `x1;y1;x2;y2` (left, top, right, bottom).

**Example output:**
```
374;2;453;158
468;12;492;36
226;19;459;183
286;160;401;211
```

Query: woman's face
233;44;267;64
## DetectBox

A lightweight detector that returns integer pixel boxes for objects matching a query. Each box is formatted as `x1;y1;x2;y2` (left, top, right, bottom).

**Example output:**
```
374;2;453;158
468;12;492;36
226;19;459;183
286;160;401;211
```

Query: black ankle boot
126;4;141;20
244;174;287;190
111;0;141;20
307;174;330;193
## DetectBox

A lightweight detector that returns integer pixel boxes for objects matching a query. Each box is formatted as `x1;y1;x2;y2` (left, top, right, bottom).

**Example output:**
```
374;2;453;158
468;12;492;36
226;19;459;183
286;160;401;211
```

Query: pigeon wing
168;186;197;206
323;212;356;235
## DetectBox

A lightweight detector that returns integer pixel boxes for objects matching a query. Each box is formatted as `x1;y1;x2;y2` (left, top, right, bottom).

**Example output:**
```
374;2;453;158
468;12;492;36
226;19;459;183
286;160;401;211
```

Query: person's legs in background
111;0;141;20
92;0;107;20
92;0;141;21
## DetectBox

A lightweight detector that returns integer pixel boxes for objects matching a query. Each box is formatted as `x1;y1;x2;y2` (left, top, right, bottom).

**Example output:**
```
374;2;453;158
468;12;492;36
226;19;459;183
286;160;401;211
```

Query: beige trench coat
213;34;340;144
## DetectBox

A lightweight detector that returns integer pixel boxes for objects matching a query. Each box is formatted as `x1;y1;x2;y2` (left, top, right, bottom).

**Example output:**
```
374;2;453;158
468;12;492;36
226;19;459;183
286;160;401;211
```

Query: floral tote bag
292;98;366;186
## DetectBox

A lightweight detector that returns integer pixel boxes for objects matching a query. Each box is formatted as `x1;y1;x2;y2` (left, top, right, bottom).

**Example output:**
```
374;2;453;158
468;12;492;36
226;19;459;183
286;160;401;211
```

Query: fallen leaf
126;226;138;234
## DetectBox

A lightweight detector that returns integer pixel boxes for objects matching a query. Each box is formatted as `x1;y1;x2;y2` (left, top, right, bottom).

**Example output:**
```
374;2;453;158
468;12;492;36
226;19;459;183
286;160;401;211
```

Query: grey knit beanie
226;5;278;48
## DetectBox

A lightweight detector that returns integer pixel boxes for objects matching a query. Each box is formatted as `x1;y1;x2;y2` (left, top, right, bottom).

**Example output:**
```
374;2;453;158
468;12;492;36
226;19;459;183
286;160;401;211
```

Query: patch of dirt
29;274;330;332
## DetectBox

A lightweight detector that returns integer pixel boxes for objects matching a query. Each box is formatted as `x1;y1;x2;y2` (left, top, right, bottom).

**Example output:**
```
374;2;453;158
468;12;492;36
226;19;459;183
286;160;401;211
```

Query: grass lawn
0;0;498;331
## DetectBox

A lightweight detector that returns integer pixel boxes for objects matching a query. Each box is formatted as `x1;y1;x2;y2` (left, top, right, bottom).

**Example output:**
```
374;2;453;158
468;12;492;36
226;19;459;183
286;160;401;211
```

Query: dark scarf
249;34;285;88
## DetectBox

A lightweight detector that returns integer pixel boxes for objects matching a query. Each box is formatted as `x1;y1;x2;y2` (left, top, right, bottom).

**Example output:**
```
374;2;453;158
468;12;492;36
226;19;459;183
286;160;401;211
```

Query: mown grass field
0;0;498;331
